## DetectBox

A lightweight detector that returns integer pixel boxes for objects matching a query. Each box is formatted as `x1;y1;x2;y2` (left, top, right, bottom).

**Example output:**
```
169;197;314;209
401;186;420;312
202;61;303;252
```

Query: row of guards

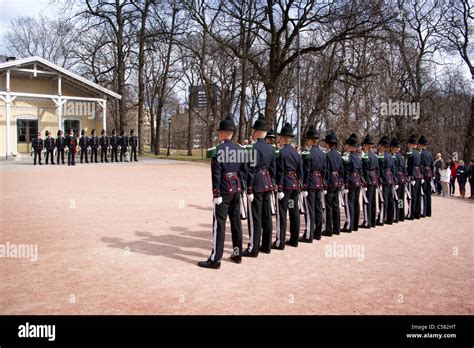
198;114;434;269
30;129;139;165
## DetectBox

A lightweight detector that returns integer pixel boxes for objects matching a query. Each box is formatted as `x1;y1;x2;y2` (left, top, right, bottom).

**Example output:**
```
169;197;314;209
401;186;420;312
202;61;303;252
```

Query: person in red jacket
449;159;458;196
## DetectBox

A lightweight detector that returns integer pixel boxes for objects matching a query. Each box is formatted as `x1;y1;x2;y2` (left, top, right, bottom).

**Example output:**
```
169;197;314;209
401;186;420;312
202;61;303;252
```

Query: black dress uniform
32;133;43;165
198;117;244;269
341;134;364;233
391;138;407;223
406;134;423;219
44;131;55;165
99;130;109;163
110;130;119;162
244;114;276;256
66;131;77;166
89;129;99;163
120;130;129;162
79;130;89;164
129;130;138;162
419;135;434;217
322;132;344;236
56;130;66;165
377;136;397;225
301;126;326;241
360;135;379;228
273;123;303;249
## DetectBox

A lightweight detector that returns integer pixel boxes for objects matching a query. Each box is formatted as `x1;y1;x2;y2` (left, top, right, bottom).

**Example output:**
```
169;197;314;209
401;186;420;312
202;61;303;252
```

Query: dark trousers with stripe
45;149;55;164
100;147;108;162
407;180;421;219
378;184;394;224
343;187;360;232
80;148;88;163
362;185;377;227
56;149;65;164
302;190;323;240
67;148;75;165
325;188;340;235
421;179;432;217
90;148;98;163
111;147;119;162
394;184;405;222
275;189;300;246
209;193;242;262
247;191;272;253
33;150;42;165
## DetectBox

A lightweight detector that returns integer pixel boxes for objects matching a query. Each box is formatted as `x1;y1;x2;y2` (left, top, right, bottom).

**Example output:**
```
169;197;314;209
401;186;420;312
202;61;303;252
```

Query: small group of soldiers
199;114;434;269
31;129;139;166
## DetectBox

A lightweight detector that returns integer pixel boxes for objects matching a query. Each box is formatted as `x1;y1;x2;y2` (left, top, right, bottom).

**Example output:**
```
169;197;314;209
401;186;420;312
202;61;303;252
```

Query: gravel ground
0;159;473;314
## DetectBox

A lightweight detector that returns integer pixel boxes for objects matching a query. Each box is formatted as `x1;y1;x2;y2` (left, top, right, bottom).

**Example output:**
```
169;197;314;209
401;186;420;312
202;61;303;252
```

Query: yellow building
0;56;121;158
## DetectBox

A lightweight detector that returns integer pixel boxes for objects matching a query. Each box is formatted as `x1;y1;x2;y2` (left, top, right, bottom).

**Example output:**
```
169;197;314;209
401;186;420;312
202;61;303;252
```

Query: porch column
57;75;62;131
102;98;107;131
4;69;16;160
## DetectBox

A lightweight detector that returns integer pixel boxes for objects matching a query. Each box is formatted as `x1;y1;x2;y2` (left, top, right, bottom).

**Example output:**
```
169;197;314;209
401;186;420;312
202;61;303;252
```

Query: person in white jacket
440;162;451;198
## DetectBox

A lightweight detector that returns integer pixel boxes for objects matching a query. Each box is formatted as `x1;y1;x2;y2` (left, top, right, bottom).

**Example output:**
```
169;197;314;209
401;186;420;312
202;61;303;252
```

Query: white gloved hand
411;180;416;186
363;187;368;192
323;190;327;195
421;179;425;184
213;197;223;205
302;191;308;198
342;189;349;194
394;185;399;190
248;194;254;202
277;192;285;200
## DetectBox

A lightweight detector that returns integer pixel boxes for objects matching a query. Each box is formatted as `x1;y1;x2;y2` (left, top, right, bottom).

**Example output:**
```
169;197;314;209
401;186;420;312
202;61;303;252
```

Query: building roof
0;56;121;100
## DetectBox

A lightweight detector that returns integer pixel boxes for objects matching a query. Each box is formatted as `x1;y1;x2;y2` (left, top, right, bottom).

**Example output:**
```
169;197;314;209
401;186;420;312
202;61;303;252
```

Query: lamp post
167;118;171;157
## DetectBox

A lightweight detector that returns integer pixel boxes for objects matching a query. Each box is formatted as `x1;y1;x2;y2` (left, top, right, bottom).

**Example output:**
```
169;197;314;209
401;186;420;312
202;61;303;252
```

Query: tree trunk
265;83;278;129
464;94;474;161
187;104;193;156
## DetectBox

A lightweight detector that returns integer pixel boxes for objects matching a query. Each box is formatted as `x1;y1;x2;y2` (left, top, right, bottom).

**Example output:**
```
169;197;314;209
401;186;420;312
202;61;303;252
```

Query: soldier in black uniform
89;129;99;163
32;132;43;165
119;129;129;162
265;128;276;145
300;125;326;241
272;123;303;249
243;114;276;257
56;130;66;165
99;129;109;163
360;134;379;229
341;133;364;233
406;134;422;219
79;130;89;164
198;116;245;269
110;129;119;162
376;136;397;225
129;129;138;161
418;135;434;217
44;130;55;165
391;138;407;223
322;132;343;237
66;128;77;166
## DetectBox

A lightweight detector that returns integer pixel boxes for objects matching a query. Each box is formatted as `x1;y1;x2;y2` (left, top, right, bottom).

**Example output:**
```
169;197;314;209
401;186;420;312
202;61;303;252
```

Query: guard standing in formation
341;133;364;233
120;129;129;162
360;134;379;228
198;116;244;269
391;138;406;223
301;126;326;241
89;129;99;163
265;128;276;145
406;134;422;219
32;131;43;165
99;129;109;163
110;129;119;162
376;136;396;225
273;122;303;249
79;130;89;164
418;135;433;217
322;131;343;237
243;114;276;257
56;130;66;165
129;129;138;162
44;130;55;165
66;128;77;166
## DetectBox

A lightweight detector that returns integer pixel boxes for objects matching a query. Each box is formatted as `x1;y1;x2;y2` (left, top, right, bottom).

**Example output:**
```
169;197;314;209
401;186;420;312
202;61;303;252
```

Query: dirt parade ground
0;159;473;315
